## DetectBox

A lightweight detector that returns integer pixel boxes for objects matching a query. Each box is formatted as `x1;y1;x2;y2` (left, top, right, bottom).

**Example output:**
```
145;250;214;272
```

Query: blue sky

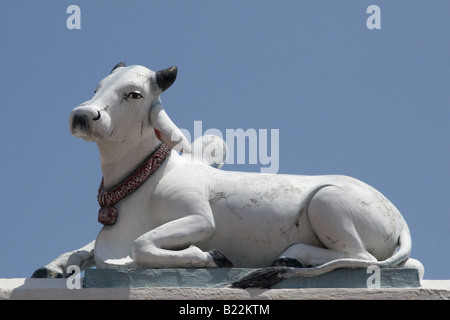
0;1;449;280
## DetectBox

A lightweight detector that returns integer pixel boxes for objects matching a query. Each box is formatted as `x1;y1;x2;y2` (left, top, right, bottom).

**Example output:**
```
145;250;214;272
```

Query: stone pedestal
83;267;421;289
2;267;449;301
0;277;449;300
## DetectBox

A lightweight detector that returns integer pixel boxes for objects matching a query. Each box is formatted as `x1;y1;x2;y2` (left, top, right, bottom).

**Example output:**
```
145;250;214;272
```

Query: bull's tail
376;223;412;268
230;224;415;289
299;222;412;274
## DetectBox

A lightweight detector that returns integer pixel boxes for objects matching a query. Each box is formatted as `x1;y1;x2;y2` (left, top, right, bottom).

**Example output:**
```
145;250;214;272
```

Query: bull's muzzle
69;106;102;138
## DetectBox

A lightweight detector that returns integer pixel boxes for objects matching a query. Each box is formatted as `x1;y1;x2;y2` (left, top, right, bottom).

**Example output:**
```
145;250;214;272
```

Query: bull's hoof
31;267;64;279
271;256;304;268
209;249;234;268
230;267;287;289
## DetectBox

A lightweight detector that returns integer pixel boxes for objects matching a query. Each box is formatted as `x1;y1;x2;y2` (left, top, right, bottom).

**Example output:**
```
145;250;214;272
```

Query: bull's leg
31;240;95;278
275;185;378;267
131;215;225;268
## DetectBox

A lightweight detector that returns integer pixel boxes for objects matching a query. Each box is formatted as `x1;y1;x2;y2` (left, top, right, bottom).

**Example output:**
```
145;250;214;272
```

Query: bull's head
69;62;191;153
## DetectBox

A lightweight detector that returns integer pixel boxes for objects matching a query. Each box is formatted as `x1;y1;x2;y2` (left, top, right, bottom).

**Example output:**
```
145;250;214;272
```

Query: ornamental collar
97;143;171;225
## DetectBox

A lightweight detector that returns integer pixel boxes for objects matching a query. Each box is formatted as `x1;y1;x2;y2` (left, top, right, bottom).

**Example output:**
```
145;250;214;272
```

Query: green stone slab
272;267;420;288
83;267;420;289
83;268;252;288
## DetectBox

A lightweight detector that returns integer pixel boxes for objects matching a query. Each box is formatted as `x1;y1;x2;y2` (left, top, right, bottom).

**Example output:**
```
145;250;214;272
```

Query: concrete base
83;267;421;289
0;278;449;300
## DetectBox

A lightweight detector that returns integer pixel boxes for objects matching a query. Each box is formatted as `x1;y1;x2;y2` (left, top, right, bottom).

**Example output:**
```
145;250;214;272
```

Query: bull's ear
111;62;126;74
150;102;191;153
155;66;177;92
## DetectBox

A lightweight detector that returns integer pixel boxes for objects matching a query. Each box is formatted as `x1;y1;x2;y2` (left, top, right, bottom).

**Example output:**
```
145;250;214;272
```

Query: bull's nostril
72;114;89;131
93;111;101;121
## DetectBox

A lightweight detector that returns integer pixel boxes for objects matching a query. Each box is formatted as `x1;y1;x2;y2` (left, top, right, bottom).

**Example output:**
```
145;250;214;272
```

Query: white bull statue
32;63;424;286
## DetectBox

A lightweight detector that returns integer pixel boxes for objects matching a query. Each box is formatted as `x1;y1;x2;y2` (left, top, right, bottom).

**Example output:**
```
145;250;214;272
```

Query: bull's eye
121;91;144;104
124;91;143;100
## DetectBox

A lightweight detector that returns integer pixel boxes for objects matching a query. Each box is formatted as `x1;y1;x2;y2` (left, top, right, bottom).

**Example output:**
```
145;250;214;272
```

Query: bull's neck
96;135;162;189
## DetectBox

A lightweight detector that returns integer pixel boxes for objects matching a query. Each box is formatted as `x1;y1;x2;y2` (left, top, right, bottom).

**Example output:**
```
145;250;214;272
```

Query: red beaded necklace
97;143;171;225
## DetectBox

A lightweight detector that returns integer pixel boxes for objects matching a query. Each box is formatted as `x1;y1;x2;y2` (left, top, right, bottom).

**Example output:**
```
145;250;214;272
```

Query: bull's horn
150;101;191;153
111;62;126;74
155;66;177;92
